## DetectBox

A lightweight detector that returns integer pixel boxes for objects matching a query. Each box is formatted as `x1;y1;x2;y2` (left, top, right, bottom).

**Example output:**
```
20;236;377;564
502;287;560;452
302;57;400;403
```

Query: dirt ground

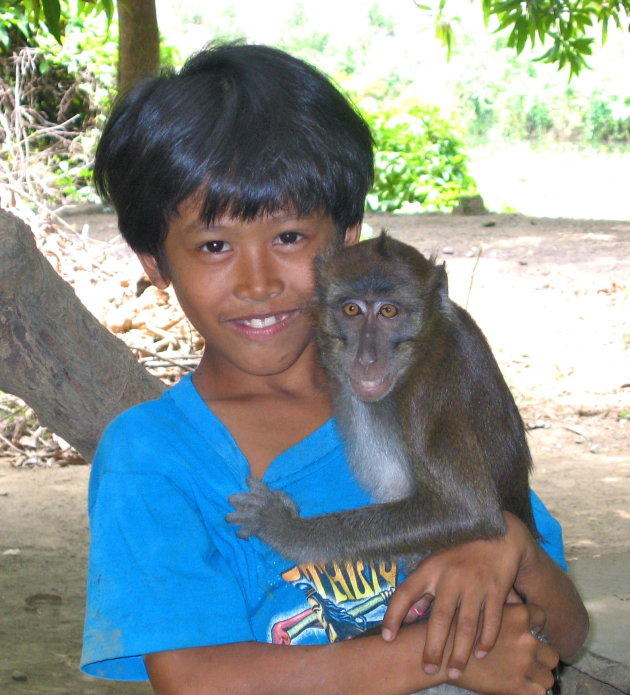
1;211;629;694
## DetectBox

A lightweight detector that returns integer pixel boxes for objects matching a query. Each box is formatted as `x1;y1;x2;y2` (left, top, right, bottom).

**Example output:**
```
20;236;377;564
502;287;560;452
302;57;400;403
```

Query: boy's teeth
244;315;282;328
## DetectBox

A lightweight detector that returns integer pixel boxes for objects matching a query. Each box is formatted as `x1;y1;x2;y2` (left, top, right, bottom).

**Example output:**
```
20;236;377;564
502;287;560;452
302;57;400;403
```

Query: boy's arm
512;515;589;659
144;602;558;695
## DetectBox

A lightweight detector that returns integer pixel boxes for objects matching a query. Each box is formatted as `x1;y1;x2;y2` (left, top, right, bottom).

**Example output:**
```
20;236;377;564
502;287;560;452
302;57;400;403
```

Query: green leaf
515;16;529;54
42;0;62;42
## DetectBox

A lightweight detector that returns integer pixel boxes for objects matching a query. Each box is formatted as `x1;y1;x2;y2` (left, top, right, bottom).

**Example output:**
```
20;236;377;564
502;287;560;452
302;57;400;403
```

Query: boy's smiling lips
227;308;304;340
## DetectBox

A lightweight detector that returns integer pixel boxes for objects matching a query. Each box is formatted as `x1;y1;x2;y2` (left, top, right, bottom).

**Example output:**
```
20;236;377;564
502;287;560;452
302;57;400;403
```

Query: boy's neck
192;351;333;478
192;344;329;404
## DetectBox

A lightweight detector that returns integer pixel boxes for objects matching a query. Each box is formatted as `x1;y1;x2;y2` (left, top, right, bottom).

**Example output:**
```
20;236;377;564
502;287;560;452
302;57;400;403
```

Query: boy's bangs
197;156;336;226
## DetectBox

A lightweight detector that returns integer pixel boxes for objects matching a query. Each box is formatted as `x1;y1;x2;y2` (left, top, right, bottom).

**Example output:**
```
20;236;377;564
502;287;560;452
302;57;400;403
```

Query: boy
81;43;587;694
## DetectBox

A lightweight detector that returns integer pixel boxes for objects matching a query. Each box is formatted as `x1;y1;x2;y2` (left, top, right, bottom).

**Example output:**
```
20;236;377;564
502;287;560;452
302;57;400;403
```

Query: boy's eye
275;231;303;245
202;240;231;253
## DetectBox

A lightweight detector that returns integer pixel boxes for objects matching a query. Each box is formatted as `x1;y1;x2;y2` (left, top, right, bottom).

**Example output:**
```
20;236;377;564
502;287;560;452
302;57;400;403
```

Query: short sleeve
81;470;254;680
530;489;568;571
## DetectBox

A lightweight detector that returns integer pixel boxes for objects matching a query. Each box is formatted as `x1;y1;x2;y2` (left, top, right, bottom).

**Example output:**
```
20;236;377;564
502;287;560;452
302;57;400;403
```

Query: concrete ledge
561;652;630;694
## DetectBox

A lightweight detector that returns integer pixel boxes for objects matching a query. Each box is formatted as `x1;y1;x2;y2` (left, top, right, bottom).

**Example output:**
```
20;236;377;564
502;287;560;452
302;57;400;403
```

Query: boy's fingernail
423;664;439;675
447;668;462;680
475;649;488;659
381;628;393;641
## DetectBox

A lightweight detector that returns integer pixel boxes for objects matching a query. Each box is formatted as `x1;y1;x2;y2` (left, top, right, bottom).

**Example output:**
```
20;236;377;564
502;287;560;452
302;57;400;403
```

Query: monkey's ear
137;253;170;289
375;230;392;258
344;223;362;246
435;261;449;296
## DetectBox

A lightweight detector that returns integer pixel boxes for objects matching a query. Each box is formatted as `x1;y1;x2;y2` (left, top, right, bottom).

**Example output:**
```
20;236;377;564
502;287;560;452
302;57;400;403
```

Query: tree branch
0;208;165;462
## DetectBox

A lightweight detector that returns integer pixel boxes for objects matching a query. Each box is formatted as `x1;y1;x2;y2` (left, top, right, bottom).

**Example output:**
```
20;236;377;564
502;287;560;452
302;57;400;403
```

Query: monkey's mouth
349;374;394;402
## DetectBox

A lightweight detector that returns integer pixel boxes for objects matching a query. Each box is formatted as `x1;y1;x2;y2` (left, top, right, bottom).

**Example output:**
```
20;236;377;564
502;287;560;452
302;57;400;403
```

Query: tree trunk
117;0;160;93
0;209;165;462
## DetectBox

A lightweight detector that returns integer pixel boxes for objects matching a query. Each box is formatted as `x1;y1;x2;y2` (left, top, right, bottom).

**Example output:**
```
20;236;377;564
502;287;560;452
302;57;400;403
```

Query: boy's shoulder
95;375;214;474
105;375;192;436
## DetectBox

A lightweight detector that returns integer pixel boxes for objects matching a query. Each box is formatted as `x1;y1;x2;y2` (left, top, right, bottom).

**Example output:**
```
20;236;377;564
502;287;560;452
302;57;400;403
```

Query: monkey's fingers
225;507;257;537
226;480;301;543
245;476;272;495
226;485;273;536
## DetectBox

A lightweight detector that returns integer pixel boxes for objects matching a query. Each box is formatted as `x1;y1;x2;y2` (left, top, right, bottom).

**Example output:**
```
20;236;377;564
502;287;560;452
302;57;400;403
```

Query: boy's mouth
229;310;301;339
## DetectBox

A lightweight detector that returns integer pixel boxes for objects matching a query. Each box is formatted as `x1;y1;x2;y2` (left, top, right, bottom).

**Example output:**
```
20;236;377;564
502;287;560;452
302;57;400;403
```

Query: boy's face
139;198;360;384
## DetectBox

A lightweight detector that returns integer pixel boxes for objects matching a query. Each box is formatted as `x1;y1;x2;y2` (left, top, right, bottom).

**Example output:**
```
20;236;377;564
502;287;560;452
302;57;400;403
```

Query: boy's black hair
94;42;374;265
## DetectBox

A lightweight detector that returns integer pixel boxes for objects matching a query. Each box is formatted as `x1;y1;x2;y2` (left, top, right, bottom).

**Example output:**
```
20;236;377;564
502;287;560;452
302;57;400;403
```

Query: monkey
227;231;537;568
227;232;544;694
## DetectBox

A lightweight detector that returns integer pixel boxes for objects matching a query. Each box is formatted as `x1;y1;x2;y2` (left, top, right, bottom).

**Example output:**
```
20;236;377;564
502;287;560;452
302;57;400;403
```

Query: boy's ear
344;224;362;246
137;253;170;289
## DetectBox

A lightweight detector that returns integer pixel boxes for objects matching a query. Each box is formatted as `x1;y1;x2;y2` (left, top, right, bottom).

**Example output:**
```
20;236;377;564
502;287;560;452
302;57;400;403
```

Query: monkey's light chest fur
336;392;414;503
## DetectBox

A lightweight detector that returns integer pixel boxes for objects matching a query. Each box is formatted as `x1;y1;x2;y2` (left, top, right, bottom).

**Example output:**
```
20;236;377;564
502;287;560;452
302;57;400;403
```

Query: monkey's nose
356;324;379;367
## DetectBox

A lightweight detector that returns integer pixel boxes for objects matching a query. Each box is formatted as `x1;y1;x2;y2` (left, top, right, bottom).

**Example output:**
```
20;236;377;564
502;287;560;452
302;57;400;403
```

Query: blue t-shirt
81;374;566;681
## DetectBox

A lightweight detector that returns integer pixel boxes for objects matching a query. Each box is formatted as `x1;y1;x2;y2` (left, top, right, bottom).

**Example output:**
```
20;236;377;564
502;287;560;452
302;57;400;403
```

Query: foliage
0;12;117;207
361;101;477;213
430;0;630;77
584;95;630;143
3;0;114;43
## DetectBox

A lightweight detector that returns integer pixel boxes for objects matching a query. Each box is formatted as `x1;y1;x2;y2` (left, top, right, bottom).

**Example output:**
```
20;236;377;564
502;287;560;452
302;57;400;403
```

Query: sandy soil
1;211;628;694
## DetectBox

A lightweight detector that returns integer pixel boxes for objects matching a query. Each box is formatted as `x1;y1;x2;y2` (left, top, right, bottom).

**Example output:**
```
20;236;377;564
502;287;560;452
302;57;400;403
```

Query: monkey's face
315;233;446;402
330;297;413;401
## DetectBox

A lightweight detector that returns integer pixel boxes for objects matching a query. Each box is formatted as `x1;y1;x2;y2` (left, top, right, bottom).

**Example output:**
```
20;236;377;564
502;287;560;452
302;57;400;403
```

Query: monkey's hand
227;477;300;541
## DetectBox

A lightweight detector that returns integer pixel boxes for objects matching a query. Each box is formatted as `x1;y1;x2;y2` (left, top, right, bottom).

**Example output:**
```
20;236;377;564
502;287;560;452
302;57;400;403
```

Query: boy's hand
456;602;559;695
382;512;534;677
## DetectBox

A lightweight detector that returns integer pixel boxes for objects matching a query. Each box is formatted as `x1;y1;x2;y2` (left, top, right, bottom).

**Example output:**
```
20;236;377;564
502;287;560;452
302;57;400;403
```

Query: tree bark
117;0;160;93
0;208;165;462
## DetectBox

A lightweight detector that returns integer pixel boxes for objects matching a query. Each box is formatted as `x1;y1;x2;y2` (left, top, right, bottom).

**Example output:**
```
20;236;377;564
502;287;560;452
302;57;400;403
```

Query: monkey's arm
227;444;505;567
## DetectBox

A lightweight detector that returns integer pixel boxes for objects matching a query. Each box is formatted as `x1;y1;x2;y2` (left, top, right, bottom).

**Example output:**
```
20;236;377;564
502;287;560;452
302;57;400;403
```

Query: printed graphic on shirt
270;561;399;644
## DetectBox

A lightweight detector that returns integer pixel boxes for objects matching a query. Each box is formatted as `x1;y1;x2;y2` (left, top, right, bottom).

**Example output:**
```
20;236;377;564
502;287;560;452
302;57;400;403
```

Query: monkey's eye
342;302;362;317
379;304;398;318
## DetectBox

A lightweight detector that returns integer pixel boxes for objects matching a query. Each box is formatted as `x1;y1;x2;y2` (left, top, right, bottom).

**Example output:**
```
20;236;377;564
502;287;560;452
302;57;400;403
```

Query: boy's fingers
446;602;480;676
527;603;547;640
530;659;558;693
537;641;560;670
422;593;458;672
381;586;409;641
474;597;505;658
381;578;433;641
408;594;434;621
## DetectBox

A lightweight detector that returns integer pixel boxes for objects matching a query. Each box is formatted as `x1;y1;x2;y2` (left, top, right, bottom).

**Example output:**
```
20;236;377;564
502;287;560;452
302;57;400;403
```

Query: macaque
227;232;537;565
228;231;541;694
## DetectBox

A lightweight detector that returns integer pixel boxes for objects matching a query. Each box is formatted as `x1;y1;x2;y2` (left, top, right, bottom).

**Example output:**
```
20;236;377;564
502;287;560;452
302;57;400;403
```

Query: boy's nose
233;255;283;301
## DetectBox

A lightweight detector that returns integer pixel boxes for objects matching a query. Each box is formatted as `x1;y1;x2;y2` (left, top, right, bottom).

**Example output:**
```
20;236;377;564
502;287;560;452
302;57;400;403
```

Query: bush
584;95;630;144
361;101;477;213
0;11;118;206
0;12;180;206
